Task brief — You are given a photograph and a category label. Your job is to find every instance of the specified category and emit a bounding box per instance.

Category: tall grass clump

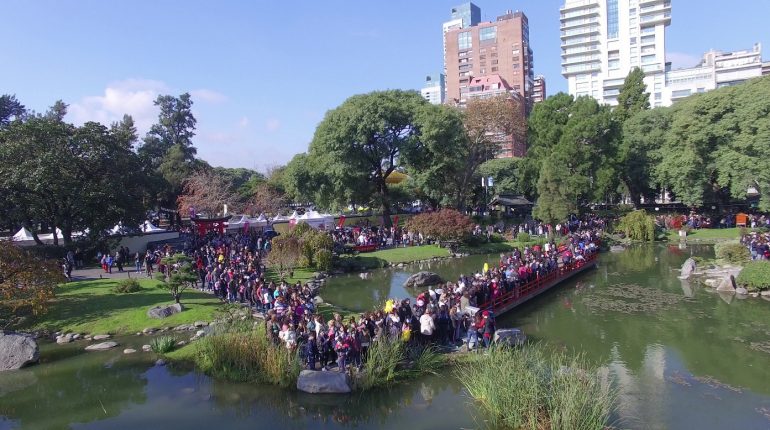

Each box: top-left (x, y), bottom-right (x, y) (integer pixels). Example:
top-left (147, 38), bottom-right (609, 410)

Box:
top-left (194, 324), bottom-right (301, 387)
top-left (112, 278), bottom-right (142, 294)
top-left (457, 344), bottom-right (615, 430)
top-left (356, 339), bottom-right (444, 391)
top-left (150, 336), bottom-right (176, 354)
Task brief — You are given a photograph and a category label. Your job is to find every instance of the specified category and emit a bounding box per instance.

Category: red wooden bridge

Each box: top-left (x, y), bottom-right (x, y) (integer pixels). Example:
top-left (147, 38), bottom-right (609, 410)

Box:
top-left (481, 252), bottom-right (599, 316)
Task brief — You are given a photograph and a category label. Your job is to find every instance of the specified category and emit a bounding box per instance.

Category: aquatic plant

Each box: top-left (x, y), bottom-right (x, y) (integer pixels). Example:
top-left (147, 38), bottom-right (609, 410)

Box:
top-left (457, 344), bottom-right (615, 430)
top-left (150, 336), bottom-right (176, 354)
top-left (194, 324), bottom-right (301, 388)
top-left (356, 339), bottom-right (444, 391)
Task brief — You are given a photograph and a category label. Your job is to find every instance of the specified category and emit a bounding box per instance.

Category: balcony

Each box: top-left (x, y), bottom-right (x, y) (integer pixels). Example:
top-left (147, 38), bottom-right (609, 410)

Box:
top-left (560, 7), bottom-right (599, 20)
top-left (560, 17), bottom-right (599, 30)
top-left (562, 61), bottom-right (601, 76)
top-left (640, 11), bottom-right (671, 27)
top-left (560, 0), bottom-right (599, 12)
top-left (560, 25), bottom-right (600, 39)
top-left (562, 54), bottom-right (601, 66)
top-left (561, 44), bottom-right (600, 58)
top-left (640, 1), bottom-right (671, 15)
top-left (561, 35), bottom-right (601, 47)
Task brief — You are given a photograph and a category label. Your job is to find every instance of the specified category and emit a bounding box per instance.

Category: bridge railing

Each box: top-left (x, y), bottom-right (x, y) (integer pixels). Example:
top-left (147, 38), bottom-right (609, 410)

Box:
top-left (480, 252), bottom-right (598, 313)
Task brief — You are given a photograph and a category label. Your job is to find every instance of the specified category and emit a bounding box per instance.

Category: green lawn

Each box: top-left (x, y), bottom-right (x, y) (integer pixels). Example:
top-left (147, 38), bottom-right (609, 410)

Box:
top-left (666, 227), bottom-right (743, 243)
top-left (26, 278), bottom-right (223, 335)
top-left (366, 245), bottom-right (450, 263)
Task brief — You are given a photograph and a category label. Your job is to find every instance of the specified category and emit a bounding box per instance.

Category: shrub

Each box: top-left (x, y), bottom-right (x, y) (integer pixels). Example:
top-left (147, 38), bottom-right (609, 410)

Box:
top-left (405, 209), bottom-right (474, 242)
top-left (457, 344), bottom-right (615, 430)
top-left (150, 336), bottom-right (176, 354)
top-left (736, 261), bottom-right (770, 292)
top-left (714, 242), bottom-right (751, 264)
top-left (112, 278), bottom-right (141, 294)
top-left (314, 249), bottom-right (333, 272)
top-left (616, 210), bottom-right (656, 241)
top-left (516, 232), bottom-right (531, 242)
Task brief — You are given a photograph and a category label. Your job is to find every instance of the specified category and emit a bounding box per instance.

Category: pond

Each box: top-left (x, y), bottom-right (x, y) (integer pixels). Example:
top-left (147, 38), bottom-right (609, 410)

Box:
top-left (1, 244), bottom-right (769, 429)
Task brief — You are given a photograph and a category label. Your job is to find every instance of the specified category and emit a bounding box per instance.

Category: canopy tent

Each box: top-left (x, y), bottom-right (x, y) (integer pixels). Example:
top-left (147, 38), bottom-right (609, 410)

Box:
top-left (12, 227), bottom-right (35, 241)
top-left (38, 228), bottom-right (64, 241)
top-left (141, 220), bottom-right (166, 233)
top-left (191, 216), bottom-right (231, 236)
top-left (297, 210), bottom-right (336, 230)
top-left (271, 214), bottom-right (289, 222)
top-left (226, 215), bottom-right (268, 230)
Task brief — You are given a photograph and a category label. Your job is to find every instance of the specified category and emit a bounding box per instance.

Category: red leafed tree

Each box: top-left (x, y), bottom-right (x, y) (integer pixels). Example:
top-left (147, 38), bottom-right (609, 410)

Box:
top-left (405, 209), bottom-right (474, 241)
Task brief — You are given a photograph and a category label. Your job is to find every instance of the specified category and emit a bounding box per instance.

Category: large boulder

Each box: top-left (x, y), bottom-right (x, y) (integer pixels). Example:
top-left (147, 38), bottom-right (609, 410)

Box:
top-left (493, 328), bottom-right (527, 347)
top-left (296, 370), bottom-right (351, 394)
top-left (679, 258), bottom-right (697, 279)
top-left (147, 303), bottom-right (184, 319)
top-left (0, 332), bottom-right (39, 371)
top-left (404, 272), bottom-right (444, 289)
top-left (85, 341), bottom-right (118, 351)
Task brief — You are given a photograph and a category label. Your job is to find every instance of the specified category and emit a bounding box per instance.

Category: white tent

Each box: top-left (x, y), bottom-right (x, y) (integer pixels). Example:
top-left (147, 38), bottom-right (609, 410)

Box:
top-left (256, 214), bottom-right (268, 223)
top-left (141, 220), bottom-right (165, 233)
top-left (271, 214), bottom-right (289, 222)
top-left (38, 228), bottom-right (63, 241)
top-left (12, 227), bottom-right (35, 241)
top-left (299, 211), bottom-right (336, 230)
top-left (289, 211), bottom-right (300, 220)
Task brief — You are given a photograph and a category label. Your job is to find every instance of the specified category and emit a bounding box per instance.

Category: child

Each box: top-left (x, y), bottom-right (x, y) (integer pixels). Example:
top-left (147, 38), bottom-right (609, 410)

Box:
top-left (304, 333), bottom-right (319, 370)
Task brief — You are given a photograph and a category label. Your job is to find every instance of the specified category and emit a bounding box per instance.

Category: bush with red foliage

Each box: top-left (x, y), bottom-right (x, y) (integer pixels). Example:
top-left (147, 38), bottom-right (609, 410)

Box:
top-left (405, 209), bottom-right (474, 241)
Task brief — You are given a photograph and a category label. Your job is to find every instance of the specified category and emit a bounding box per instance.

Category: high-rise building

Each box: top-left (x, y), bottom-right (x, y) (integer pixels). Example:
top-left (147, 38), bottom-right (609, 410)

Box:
top-left (532, 75), bottom-right (546, 103)
top-left (464, 75), bottom-right (527, 158)
top-left (450, 2), bottom-right (481, 29)
top-left (421, 74), bottom-right (446, 105)
top-left (663, 43), bottom-right (764, 105)
top-left (445, 10), bottom-right (534, 107)
top-left (763, 60), bottom-right (770, 76)
top-left (560, 0), bottom-right (671, 106)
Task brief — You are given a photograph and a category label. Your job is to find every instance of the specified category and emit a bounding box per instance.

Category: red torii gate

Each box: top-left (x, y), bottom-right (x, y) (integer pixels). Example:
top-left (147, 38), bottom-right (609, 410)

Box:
top-left (191, 216), bottom-right (231, 236)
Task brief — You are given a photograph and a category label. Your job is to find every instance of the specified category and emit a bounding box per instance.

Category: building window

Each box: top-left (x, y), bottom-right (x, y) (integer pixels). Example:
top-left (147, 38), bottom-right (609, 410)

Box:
top-left (672, 89), bottom-right (691, 98)
top-left (654, 82), bottom-right (662, 91)
top-left (608, 59), bottom-right (620, 70)
top-left (480, 69), bottom-right (486, 74)
top-left (641, 35), bottom-right (655, 45)
top-left (491, 67), bottom-right (498, 72)
top-left (641, 54), bottom-right (656, 64)
top-left (629, 8), bottom-right (636, 15)
top-left (479, 26), bottom-right (497, 41)
top-left (655, 92), bottom-right (662, 100)
top-left (458, 31), bottom-right (472, 50)
top-left (630, 37), bottom-right (637, 45)
top-left (491, 59), bottom-right (498, 65)
top-left (607, 0), bottom-right (619, 38)
top-left (629, 17), bottom-right (637, 26)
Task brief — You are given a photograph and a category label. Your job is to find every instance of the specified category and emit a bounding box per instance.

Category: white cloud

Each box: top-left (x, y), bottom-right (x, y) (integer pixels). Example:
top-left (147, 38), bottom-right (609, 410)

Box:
top-left (238, 116), bottom-right (250, 128)
top-left (666, 52), bottom-right (701, 69)
top-left (68, 78), bottom-right (168, 136)
top-left (265, 118), bottom-right (281, 132)
top-left (190, 88), bottom-right (228, 104)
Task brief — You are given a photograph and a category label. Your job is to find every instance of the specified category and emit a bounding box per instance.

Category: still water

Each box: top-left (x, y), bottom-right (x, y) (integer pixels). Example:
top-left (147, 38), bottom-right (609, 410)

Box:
top-left (1, 245), bottom-right (769, 429)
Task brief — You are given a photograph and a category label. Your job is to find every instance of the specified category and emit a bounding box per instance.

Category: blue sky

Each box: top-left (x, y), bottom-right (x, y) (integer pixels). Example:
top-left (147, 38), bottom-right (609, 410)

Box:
top-left (3, 0), bottom-right (768, 170)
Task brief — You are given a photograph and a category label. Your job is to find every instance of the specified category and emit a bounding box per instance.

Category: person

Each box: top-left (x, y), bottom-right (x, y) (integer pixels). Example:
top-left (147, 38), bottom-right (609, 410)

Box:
top-left (304, 332), bottom-right (319, 370)
top-left (482, 311), bottom-right (495, 348)
top-left (134, 252), bottom-right (142, 273)
top-left (105, 253), bottom-right (114, 274)
top-left (419, 308), bottom-right (435, 344)
top-left (62, 258), bottom-right (73, 282)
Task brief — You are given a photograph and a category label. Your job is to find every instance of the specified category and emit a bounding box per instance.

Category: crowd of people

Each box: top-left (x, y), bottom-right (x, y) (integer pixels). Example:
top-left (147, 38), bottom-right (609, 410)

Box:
top-left (741, 231), bottom-right (770, 260)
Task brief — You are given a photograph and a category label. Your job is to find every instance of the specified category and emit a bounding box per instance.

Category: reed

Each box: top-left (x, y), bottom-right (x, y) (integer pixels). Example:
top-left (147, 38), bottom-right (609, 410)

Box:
top-left (150, 336), bottom-right (176, 354)
top-left (457, 344), bottom-right (615, 430)
top-left (356, 339), bottom-right (445, 391)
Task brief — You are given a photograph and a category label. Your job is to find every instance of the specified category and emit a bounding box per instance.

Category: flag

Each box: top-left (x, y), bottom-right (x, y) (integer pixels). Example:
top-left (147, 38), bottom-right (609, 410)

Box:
top-left (393, 215), bottom-right (399, 226)
top-left (338, 215), bottom-right (346, 228)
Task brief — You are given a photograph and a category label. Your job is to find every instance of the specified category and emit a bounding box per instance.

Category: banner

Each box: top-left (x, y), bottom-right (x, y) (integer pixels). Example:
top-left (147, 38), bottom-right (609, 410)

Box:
top-left (338, 215), bottom-right (346, 228)
top-left (393, 215), bottom-right (399, 227)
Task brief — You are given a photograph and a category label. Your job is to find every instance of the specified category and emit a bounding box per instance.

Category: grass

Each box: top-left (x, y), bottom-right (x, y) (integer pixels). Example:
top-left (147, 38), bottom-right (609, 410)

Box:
top-left (263, 267), bottom-right (316, 284)
top-left (457, 237), bottom-right (550, 255)
top-left (666, 227), bottom-right (742, 243)
top-left (150, 336), bottom-right (176, 354)
top-left (24, 278), bottom-right (222, 335)
top-left (458, 344), bottom-right (616, 430)
top-left (193, 323), bottom-right (301, 387)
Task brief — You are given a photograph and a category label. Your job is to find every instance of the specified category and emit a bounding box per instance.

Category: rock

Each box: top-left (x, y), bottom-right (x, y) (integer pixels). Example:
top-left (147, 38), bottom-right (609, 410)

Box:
top-left (142, 327), bottom-right (157, 334)
top-left (72, 334), bottom-right (81, 340)
top-left (493, 328), bottom-right (527, 347)
top-left (123, 348), bottom-right (137, 354)
top-left (142, 344), bottom-right (152, 352)
top-left (404, 271), bottom-right (444, 289)
top-left (56, 334), bottom-right (74, 344)
top-left (147, 303), bottom-right (184, 319)
top-left (92, 334), bottom-right (111, 341)
top-left (296, 370), bottom-right (351, 394)
top-left (174, 324), bottom-right (192, 331)
top-left (193, 321), bottom-right (208, 328)
top-left (84, 335), bottom-right (92, 341)
top-left (155, 359), bottom-right (166, 366)
top-left (85, 341), bottom-right (118, 351)
top-left (313, 296), bottom-right (324, 304)
top-left (735, 287), bottom-right (748, 295)
top-left (750, 293), bottom-right (759, 298)
top-left (176, 340), bottom-right (186, 346)
top-left (761, 290), bottom-right (770, 297)
top-left (195, 330), bottom-right (206, 338)
top-left (0, 331), bottom-right (39, 371)
top-left (704, 278), bottom-right (719, 288)
top-left (679, 258), bottom-right (697, 279)
top-left (609, 245), bottom-right (625, 252)
top-left (716, 275), bottom-right (737, 292)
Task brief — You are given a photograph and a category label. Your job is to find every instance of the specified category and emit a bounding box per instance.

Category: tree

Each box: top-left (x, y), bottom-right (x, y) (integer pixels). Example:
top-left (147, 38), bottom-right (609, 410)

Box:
top-left (614, 67), bottom-right (650, 123)
top-left (266, 236), bottom-right (302, 281)
top-left (248, 183), bottom-right (286, 216)
top-left (532, 157), bottom-right (579, 224)
top-left (177, 170), bottom-right (238, 216)
top-left (0, 94), bottom-right (26, 128)
top-left (620, 108), bottom-right (670, 205)
top-left (0, 241), bottom-right (62, 329)
top-left (305, 90), bottom-right (429, 228)
top-left (138, 93), bottom-right (198, 205)
top-left (478, 158), bottom-right (524, 196)
top-left (404, 209), bottom-right (474, 241)
top-left (155, 253), bottom-right (198, 304)
top-left (0, 103), bottom-right (146, 245)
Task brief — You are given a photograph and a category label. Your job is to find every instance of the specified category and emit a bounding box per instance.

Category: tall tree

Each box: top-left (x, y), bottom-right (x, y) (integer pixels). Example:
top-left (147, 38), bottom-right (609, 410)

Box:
top-left (620, 108), bottom-right (670, 205)
top-left (614, 67), bottom-right (650, 123)
top-left (176, 170), bottom-right (237, 216)
top-left (0, 94), bottom-right (26, 128)
top-left (305, 90), bottom-right (430, 228)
